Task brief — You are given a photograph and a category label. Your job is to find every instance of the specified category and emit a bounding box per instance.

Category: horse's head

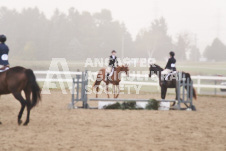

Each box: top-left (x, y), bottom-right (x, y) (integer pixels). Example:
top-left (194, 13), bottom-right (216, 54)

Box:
top-left (119, 64), bottom-right (129, 77)
top-left (149, 64), bottom-right (163, 78)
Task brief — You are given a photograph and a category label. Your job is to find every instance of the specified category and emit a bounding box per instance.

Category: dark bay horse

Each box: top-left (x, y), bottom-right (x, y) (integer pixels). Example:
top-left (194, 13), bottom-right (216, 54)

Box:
top-left (93, 65), bottom-right (129, 98)
top-left (149, 64), bottom-right (196, 102)
top-left (0, 66), bottom-right (41, 125)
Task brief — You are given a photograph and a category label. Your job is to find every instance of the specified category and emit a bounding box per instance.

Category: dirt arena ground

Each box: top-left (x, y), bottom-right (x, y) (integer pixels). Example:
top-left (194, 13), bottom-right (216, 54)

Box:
top-left (0, 90), bottom-right (226, 151)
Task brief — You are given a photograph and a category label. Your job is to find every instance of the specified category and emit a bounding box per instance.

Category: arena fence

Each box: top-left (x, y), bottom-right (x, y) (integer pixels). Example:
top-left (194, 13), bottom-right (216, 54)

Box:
top-left (34, 71), bottom-right (226, 95)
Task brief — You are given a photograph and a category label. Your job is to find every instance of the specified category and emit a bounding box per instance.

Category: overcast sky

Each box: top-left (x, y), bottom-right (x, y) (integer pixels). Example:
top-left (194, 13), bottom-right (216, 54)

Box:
top-left (1, 0), bottom-right (225, 53)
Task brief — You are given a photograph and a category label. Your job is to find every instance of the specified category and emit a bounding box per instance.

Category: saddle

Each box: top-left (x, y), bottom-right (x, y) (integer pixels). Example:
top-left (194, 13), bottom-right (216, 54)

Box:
top-left (164, 71), bottom-right (177, 81)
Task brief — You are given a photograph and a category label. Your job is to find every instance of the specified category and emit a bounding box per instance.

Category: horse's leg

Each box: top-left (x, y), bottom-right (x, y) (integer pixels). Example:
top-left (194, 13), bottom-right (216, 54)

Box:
top-left (172, 88), bottom-right (177, 106)
top-left (183, 86), bottom-right (190, 108)
top-left (94, 80), bottom-right (101, 98)
top-left (161, 86), bottom-right (164, 99)
top-left (113, 85), bottom-right (116, 98)
top-left (13, 92), bottom-right (26, 125)
top-left (23, 90), bottom-right (31, 126)
top-left (161, 86), bottom-right (167, 99)
top-left (96, 86), bottom-right (99, 98)
top-left (106, 83), bottom-right (110, 98)
top-left (164, 88), bottom-right (167, 99)
top-left (115, 84), bottom-right (120, 98)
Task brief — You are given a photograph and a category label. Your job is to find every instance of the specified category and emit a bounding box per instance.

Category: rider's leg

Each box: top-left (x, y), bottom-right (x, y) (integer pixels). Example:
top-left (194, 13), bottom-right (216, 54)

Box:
top-left (106, 67), bottom-right (111, 80)
top-left (107, 67), bottom-right (114, 81)
top-left (161, 69), bottom-right (172, 85)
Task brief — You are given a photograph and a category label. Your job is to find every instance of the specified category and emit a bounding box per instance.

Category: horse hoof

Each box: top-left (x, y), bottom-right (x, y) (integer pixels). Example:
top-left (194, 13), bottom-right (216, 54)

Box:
top-left (23, 122), bottom-right (29, 126)
top-left (18, 120), bottom-right (22, 125)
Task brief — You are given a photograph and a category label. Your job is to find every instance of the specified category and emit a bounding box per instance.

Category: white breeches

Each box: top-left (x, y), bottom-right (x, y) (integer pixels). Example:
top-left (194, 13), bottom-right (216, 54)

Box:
top-left (161, 69), bottom-right (177, 80)
top-left (0, 65), bottom-right (9, 72)
top-left (106, 67), bottom-right (114, 77)
top-left (161, 69), bottom-right (172, 75)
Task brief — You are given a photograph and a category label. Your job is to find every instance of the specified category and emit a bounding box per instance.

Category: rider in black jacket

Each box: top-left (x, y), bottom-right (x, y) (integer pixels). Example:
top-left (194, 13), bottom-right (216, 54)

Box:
top-left (106, 50), bottom-right (118, 80)
top-left (165, 51), bottom-right (176, 71)
top-left (0, 35), bottom-right (10, 71)
top-left (109, 50), bottom-right (118, 67)
top-left (161, 51), bottom-right (176, 82)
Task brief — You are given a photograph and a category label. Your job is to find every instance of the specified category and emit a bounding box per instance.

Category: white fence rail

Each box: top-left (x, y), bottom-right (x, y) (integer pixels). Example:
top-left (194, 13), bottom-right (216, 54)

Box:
top-left (34, 71), bottom-right (226, 95)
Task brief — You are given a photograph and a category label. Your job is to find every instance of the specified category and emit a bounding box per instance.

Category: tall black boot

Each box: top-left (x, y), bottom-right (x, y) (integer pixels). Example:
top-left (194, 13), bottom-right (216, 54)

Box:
top-left (106, 73), bottom-right (110, 81)
top-left (163, 80), bottom-right (167, 86)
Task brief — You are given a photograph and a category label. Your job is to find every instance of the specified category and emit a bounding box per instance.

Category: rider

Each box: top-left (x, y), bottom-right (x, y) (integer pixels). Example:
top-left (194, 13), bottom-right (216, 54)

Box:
top-left (0, 35), bottom-right (10, 71)
top-left (161, 51), bottom-right (176, 80)
top-left (106, 50), bottom-right (118, 80)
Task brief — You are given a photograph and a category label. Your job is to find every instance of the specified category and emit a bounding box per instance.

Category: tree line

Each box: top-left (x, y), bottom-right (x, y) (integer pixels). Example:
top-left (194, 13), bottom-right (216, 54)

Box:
top-left (0, 7), bottom-right (225, 61)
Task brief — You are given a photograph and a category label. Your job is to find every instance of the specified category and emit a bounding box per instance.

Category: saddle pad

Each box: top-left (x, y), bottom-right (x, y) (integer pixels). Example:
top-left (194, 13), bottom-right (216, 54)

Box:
top-left (0, 67), bottom-right (9, 72)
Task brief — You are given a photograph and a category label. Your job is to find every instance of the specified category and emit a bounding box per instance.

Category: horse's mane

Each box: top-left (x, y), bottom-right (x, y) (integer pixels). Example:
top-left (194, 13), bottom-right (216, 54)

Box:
top-left (151, 64), bottom-right (163, 70)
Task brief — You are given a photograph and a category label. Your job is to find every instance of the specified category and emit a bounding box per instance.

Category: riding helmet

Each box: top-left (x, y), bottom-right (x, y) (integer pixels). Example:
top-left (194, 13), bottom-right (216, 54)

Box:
top-left (0, 35), bottom-right (7, 43)
top-left (169, 51), bottom-right (175, 57)
top-left (112, 50), bottom-right (116, 53)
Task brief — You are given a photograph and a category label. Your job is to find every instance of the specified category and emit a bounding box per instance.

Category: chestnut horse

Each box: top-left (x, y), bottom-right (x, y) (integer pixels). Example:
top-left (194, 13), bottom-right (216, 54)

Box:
top-left (149, 64), bottom-right (196, 104)
top-left (0, 66), bottom-right (41, 125)
top-left (93, 65), bottom-right (129, 98)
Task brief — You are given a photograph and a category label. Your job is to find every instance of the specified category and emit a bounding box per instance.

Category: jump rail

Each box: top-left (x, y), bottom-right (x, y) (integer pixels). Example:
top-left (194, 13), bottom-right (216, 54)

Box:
top-left (70, 70), bottom-right (196, 111)
top-left (89, 98), bottom-right (176, 102)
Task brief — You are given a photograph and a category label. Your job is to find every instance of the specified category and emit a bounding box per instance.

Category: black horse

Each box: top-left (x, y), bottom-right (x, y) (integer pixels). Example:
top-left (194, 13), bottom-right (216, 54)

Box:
top-left (149, 64), bottom-right (196, 102)
top-left (0, 66), bottom-right (41, 125)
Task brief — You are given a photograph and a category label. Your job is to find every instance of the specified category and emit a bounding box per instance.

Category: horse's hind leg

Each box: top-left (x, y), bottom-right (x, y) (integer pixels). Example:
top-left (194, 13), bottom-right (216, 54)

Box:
top-left (23, 90), bottom-right (32, 126)
top-left (106, 84), bottom-right (110, 98)
top-left (13, 92), bottom-right (26, 125)
top-left (94, 80), bottom-right (101, 98)
top-left (172, 88), bottom-right (177, 106)
top-left (113, 85), bottom-right (116, 98)
top-left (115, 84), bottom-right (120, 98)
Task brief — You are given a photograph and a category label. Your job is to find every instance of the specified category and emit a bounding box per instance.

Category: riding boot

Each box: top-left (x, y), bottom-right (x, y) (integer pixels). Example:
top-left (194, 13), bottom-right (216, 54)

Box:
top-left (163, 80), bottom-right (167, 86)
top-left (106, 73), bottom-right (110, 81)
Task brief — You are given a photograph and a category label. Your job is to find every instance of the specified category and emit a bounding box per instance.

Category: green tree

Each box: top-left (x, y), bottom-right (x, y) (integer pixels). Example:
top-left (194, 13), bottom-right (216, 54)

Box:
top-left (175, 33), bottom-right (191, 61)
top-left (134, 17), bottom-right (173, 60)
top-left (204, 38), bottom-right (226, 61)
top-left (93, 9), bottom-right (133, 58)
top-left (189, 45), bottom-right (200, 61)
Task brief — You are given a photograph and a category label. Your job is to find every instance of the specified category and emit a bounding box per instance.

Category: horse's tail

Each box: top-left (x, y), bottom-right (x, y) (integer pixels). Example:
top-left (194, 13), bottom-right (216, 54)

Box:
top-left (193, 87), bottom-right (197, 100)
top-left (92, 80), bottom-right (98, 89)
top-left (25, 69), bottom-right (41, 109)
top-left (186, 73), bottom-right (197, 100)
top-left (93, 68), bottom-right (105, 89)
top-left (92, 69), bottom-right (105, 98)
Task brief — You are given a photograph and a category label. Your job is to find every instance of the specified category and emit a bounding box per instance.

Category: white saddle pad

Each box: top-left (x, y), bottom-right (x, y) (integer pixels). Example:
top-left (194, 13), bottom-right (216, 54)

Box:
top-left (0, 67), bottom-right (9, 72)
top-left (165, 71), bottom-right (177, 80)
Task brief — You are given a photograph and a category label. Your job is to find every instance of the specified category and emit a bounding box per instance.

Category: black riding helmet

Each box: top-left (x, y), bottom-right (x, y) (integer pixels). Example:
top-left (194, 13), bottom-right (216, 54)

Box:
top-left (169, 51), bottom-right (175, 57)
top-left (0, 35), bottom-right (7, 43)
